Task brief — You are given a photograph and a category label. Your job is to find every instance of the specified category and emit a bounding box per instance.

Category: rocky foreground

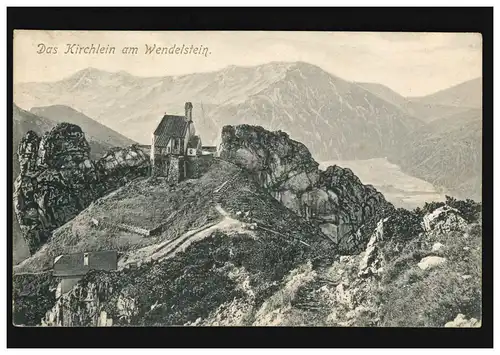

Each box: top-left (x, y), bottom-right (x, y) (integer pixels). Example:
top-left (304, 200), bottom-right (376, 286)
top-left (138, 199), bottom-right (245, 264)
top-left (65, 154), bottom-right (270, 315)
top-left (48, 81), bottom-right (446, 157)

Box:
top-left (12, 123), bottom-right (481, 327)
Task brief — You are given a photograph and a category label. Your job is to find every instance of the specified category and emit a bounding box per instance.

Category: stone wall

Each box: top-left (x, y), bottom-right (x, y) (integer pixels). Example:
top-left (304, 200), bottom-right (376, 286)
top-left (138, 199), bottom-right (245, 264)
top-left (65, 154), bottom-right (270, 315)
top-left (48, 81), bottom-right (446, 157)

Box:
top-left (166, 156), bottom-right (180, 185)
top-left (151, 154), bottom-right (169, 177)
top-left (98, 219), bottom-right (152, 237)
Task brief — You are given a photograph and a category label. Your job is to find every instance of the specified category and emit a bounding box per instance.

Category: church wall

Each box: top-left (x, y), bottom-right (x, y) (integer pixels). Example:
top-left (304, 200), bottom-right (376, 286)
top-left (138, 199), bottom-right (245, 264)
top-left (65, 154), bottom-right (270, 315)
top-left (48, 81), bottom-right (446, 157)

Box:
top-left (166, 156), bottom-right (180, 184)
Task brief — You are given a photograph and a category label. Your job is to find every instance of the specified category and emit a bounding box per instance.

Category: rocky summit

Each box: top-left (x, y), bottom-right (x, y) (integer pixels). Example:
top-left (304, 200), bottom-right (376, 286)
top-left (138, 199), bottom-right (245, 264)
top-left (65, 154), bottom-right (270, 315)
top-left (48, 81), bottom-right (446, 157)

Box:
top-left (219, 124), bottom-right (392, 253)
top-left (36, 123), bottom-right (91, 169)
top-left (13, 123), bottom-right (149, 254)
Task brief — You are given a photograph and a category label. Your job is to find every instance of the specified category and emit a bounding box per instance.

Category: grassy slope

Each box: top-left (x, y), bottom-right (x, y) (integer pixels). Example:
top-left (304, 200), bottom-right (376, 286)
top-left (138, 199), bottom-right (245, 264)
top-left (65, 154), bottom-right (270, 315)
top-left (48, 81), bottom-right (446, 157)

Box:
top-left (208, 207), bottom-right (482, 327)
top-left (13, 158), bottom-right (481, 327)
top-left (15, 214), bottom-right (481, 327)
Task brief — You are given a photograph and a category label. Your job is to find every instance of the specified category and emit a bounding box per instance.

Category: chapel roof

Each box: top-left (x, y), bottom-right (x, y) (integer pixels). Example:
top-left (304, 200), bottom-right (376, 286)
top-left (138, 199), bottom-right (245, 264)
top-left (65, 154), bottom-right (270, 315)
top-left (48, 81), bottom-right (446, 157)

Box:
top-left (153, 114), bottom-right (189, 146)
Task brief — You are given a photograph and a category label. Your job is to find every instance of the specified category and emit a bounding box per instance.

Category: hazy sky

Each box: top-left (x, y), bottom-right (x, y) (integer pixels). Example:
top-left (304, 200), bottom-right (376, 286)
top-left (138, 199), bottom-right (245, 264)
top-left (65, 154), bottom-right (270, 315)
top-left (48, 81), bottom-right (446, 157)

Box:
top-left (14, 30), bottom-right (482, 96)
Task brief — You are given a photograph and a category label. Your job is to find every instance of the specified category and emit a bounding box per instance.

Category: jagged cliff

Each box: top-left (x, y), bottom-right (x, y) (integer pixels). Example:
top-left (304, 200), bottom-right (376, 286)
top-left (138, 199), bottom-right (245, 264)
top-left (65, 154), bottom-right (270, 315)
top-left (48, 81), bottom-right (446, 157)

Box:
top-left (13, 123), bottom-right (149, 254)
top-left (219, 124), bottom-right (392, 252)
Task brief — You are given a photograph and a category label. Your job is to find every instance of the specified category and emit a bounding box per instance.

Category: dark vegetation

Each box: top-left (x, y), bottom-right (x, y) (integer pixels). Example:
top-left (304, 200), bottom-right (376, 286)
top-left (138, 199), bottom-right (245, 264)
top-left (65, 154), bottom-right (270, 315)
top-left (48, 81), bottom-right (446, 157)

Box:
top-left (413, 195), bottom-right (482, 223)
top-left (384, 207), bottom-right (424, 242)
top-left (13, 273), bottom-right (58, 326)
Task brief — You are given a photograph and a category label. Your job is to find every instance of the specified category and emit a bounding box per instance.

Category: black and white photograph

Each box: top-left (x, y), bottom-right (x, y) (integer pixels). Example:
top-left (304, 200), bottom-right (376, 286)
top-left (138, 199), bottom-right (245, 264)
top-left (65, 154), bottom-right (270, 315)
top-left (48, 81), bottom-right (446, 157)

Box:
top-left (6, 6), bottom-right (494, 349)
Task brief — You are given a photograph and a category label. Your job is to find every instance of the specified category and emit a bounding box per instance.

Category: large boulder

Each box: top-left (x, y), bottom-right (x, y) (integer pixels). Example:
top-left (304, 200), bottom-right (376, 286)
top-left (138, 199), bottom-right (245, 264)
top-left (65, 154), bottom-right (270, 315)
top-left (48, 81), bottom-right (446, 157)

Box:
top-left (219, 124), bottom-right (392, 253)
top-left (431, 242), bottom-right (445, 252)
top-left (444, 313), bottom-right (481, 328)
top-left (13, 124), bottom-right (149, 254)
top-left (422, 205), bottom-right (468, 235)
top-left (417, 256), bottom-right (447, 271)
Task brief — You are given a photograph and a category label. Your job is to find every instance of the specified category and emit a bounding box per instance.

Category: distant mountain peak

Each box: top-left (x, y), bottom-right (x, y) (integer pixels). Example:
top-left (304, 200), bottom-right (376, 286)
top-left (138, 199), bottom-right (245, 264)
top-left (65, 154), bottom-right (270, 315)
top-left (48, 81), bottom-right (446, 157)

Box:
top-left (36, 104), bottom-right (79, 112)
top-left (116, 69), bottom-right (132, 76)
top-left (291, 61), bottom-right (323, 70)
top-left (218, 61), bottom-right (323, 76)
top-left (70, 66), bottom-right (105, 77)
top-left (66, 67), bottom-right (133, 83)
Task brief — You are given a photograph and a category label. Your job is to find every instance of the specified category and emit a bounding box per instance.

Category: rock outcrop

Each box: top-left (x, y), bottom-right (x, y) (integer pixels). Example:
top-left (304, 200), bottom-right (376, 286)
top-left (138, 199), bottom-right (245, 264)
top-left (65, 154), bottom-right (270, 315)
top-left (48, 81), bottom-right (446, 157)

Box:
top-left (417, 256), bottom-right (447, 271)
top-left (422, 205), bottom-right (468, 235)
top-left (219, 125), bottom-right (319, 200)
top-left (36, 123), bottom-right (91, 169)
top-left (42, 278), bottom-right (139, 327)
top-left (17, 130), bottom-right (41, 176)
top-left (13, 124), bottom-right (149, 254)
top-left (431, 242), bottom-right (445, 252)
top-left (316, 251), bottom-right (381, 327)
top-left (219, 124), bottom-right (392, 252)
top-left (318, 166), bottom-right (389, 251)
top-left (358, 218), bottom-right (388, 277)
top-left (95, 145), bottom-right (150, 192)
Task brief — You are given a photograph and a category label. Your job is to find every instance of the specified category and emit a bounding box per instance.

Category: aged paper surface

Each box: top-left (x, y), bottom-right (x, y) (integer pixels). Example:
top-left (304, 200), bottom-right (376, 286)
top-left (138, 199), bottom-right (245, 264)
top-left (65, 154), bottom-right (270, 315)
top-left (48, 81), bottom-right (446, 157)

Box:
top-left (12, 30), bottom-right (482, 327)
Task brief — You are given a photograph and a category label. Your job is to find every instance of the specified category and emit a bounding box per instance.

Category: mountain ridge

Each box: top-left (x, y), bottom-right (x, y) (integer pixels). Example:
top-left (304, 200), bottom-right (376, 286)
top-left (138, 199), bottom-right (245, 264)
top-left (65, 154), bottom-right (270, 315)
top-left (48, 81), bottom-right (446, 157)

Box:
top-left (14, 61), bottom-right (421, 148)
top-left (17, 63), bottom-right (480, 99)
top-left (408, 77), bottom-right (482, 108)
top-left (358, 79), bottom-right (482, 123)
top-left (390, 107), bottom-right (482, 201)
top-left (30, 104), bottom-right (137, 147)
